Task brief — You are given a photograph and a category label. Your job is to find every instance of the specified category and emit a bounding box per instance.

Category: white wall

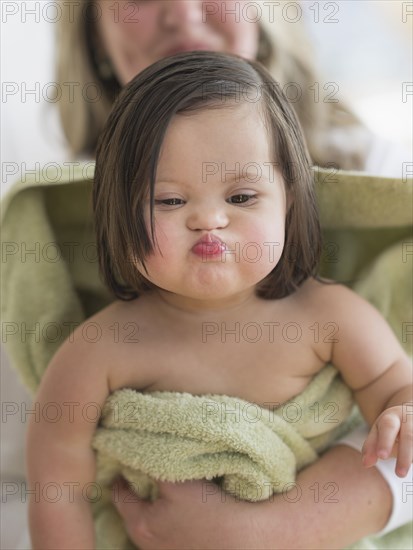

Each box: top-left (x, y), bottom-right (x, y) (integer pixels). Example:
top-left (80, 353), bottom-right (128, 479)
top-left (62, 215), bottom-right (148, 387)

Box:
top-left (302, 0), bottom-right (412, 148)
top-left (1, 0), bottom-right (69, 196)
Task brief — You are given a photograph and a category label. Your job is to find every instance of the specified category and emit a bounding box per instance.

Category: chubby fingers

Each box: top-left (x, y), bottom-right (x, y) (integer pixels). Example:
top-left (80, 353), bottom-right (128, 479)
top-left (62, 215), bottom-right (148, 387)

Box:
top-left (362, 423), bottom-right (379, 468)
top-left (395, 405), bottom-right (413, 477)
top-left (376, 411), bottom-right (401, 460)
top-left (362, 412), bottom-right (401, 468)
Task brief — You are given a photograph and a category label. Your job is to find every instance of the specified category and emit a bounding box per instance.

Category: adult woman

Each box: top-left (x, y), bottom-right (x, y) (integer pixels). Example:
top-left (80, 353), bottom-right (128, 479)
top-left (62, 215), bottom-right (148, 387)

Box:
top-left (58, 0), bottom-right (374, 172)
top-left (3, 1), bottom-right (409, 548)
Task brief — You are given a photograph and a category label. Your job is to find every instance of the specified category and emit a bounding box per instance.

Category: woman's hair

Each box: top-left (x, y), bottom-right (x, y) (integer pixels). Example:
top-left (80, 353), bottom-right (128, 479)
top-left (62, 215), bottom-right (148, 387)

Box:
top-left (56, 0), bottom-right (372, 169)
top-left (93, 51), bottom-right (322, 301)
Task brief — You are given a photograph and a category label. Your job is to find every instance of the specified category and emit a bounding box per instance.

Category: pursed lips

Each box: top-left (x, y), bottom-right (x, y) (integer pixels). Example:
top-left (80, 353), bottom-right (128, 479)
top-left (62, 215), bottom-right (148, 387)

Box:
top-left (191, 233), bottom-right (227, 257)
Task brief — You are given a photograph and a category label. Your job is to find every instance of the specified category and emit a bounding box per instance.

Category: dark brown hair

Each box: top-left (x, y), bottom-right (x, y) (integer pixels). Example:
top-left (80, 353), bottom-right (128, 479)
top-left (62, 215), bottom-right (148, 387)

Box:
top-left (93, 51), bottom-right (322, 301)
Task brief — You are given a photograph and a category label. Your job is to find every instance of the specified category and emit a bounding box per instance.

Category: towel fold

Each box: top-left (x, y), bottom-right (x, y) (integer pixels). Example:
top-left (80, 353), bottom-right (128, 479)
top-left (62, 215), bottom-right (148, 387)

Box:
top-left (90, 365), bottom-right (411, 550)
top-left (91, 365), bottom-right (358, 549)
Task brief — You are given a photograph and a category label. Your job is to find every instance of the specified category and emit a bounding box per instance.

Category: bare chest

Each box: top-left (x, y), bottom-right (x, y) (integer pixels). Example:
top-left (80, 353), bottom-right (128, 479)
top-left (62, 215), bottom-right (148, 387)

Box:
top-left (108, 321), bottom-right (326, 408)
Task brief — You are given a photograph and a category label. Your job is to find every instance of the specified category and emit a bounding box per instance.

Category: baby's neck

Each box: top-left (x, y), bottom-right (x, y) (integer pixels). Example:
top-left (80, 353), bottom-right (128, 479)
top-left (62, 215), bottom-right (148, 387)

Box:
top-left (152, 288), bottom-right (262, 320)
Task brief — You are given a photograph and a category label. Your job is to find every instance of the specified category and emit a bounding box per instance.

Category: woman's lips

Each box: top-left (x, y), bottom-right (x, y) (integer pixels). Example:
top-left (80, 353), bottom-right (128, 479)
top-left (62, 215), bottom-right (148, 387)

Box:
top-left (191, 235), bottom-right (227, 258)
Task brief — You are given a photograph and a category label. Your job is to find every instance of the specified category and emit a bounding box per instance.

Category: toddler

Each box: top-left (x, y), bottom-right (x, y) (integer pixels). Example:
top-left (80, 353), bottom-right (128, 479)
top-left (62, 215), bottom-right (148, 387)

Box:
top-left (27, 51), bottom-right (412, 549)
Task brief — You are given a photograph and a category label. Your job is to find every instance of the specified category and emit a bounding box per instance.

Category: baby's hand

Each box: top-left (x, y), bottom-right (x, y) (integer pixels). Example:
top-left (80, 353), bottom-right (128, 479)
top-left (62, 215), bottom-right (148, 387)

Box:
top-left (362, 405), bottom-right (412, 477)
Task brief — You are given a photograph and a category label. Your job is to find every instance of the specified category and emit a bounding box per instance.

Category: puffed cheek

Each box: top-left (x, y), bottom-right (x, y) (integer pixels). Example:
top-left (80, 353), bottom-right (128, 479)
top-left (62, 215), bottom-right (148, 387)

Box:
top-left (243, 227), bottom-right (285, 265)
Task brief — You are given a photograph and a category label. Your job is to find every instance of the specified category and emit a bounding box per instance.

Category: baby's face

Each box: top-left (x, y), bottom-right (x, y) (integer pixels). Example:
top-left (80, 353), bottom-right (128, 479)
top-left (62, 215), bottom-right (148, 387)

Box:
top-left (96, 0), bottom-right (259, 86)
top-left (137, 102), bottom-right (287, 306)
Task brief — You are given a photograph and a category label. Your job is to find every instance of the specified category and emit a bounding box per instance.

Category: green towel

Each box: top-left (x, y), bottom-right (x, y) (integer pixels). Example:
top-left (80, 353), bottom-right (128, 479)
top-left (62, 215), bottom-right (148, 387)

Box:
top-left (90, 370), bottom-right (410, 550)
top-left (1, 165), bottom-right (412, 549)
top-left (92, 365), bottom-right (358, 549)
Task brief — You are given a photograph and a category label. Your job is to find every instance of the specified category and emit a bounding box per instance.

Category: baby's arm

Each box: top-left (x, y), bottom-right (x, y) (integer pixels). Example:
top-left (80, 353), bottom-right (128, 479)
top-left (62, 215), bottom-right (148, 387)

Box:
top-left (26, 329), bottom-right (110, 550)
top-left (329, 285), bottom-right (412, 477)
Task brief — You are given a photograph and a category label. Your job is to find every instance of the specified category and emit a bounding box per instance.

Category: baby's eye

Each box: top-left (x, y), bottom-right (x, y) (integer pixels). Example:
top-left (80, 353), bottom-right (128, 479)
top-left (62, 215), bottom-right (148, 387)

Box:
top-left (155, 198), bottom-right (185, 206)
top-left (227, 194), bottom-right (257, 205)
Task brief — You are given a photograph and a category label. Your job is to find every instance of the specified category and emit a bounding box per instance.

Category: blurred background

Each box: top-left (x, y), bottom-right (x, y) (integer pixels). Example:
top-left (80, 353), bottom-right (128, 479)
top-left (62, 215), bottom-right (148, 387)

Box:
top-left (1, 0), bottom-right (412, 195)
top-left (302, 1), bottom-right (412, 150)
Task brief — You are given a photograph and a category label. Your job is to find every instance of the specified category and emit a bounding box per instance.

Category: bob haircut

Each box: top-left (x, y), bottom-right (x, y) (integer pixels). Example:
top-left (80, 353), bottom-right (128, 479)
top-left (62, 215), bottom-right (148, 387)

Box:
top-left (93, 51), bottom-right (322, 301)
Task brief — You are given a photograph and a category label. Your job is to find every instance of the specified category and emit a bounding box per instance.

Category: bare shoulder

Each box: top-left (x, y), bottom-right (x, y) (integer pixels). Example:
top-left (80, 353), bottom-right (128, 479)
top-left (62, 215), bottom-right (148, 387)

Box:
top-left (294, 278), bottom-right (406, 386)
top-left (294, 277), bottom-right (378, 319)
top-left (44, 299), bottom-right (142, 382)
top-left (27, 301), bottom-right (140, 451)
top-left (297, 278), bottom-right (403, 358)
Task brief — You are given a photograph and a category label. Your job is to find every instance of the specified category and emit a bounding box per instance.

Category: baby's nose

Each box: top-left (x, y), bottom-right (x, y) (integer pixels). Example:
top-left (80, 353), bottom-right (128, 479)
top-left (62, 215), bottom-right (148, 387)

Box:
top-left (186, 202), bottom-right (229, 231)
